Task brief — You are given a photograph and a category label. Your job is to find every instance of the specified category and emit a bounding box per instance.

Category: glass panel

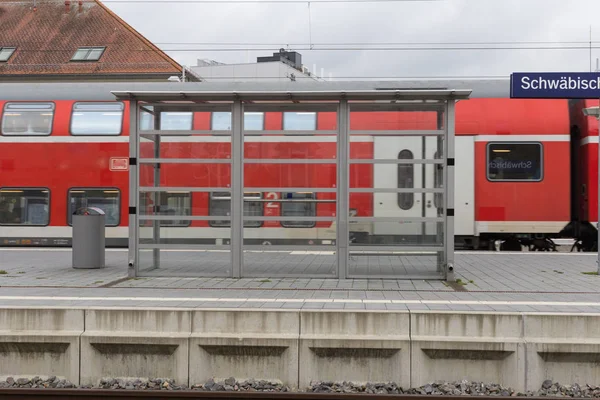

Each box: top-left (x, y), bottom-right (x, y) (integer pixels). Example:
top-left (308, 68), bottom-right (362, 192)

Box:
top-left (87, 48), bottom-right (104, 60)
top-left (160, 112), bottom-right (193, 131)
top-left (433, 151), bottom-right (443, 209)
top-left (211, 112), bottom-right (264, 130)
top-left (283, 112), bottom-right (317, 130)
top-left (71, 102), bottom-right (124, 135)
top-left (487, 142), bottom-right (543, 181)
top-left (0, 189), bottom-right (50, 226)
top-left (137, 248), bottom-right (232, 277)
top-left (71, 48), bottom-right (88, 61)
top-left (208, 192), bottom-right (262, 227)
top-left (349, 216), bottom-right (443, 246)
top-left (1, 103), bottom-right (54, 135)
top-left (245, 141), bottom-right (336, 160)
top-left (397, 149), bottom-right (414, 210)
top-left (244, 163), bottom-right (336, 188)
top-left (138, 190), bottom-right (231, 245)
top-left (68, 189), bottom-right (120, 226)
top-left (139, 191), bottom-right (191, 227)
top-left (0, 47), bottom-right (16, 62)
top-left (280, 192), bottom-right (317, 227)
top-left (139, 108), bottom-right (193, 131)
top-left (139, 163), bottom-right (231, 189)
top-left (242, 216), bottom-right (336, 277)
top-left (348, 219), bottom-right (444, 278)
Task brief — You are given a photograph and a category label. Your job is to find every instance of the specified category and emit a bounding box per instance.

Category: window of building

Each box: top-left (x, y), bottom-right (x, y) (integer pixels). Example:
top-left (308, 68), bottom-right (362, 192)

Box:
top-left (487, 142), bottom-right (543, 181)
top-left (397, 149), bottom-right (414, 210)
top-left (283, 112), bottom-right (317, 130)
top-left (0, 47), bottom-right (16, 62)
top-left (0, 188), bottom-right (50, 226)
top-left (68, 189), bottom-right (120, 226)
top-left (1, 102), bottom-right (54, 136)
top-left (70, 102), bottom-right (124, 135)
top-left (281, 192), bottom-right (316, 228)
top-left (209, 192), bottom-right (263, 227)
top-left (71, 47), bottom-right (105, 61)
top-left (211, 112), bottom-right (264, 131)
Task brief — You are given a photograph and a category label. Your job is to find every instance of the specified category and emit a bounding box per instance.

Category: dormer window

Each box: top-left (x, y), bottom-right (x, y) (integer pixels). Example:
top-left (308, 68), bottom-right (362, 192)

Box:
top-left (71, 46), bottom-right (105, 61)
top-left (0, 47), bottom-right (16, 62)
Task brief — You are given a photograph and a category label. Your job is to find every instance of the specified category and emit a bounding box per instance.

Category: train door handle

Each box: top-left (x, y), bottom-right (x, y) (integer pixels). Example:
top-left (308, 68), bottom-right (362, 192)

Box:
top-left (427, 200), bottom-right (432, 208)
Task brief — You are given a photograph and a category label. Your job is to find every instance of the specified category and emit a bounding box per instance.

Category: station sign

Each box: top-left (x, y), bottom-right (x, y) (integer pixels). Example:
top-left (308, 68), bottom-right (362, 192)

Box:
top-left (510, 72), bottom-right (600, 99)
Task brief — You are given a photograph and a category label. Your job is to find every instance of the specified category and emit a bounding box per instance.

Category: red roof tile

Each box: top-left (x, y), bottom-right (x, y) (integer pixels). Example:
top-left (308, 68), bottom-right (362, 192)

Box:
top-left (0, 0), bottom-right (186, 78)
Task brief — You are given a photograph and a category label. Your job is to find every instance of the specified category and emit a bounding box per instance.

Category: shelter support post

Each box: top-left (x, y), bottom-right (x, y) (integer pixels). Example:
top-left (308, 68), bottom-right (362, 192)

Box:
top-left (337, 99), bottom-right (349, 278)
top-left (444, 99), bottom-right (456, 281)
top-left (231, 100), bottom-right (243, 278)
top-left (128, 99), bottom-right (139, 278)
top-left (153, 110), bottom-right (161, 270)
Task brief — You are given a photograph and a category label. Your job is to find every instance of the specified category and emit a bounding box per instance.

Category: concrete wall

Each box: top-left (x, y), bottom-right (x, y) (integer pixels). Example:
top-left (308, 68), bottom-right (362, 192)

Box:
top-left (0, 307), bottom-right (599, 391)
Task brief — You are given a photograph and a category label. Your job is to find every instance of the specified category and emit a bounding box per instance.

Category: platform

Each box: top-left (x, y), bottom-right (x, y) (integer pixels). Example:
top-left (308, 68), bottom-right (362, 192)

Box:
top-left (1, 249), bottom-right (600, 392)
top-left (1, 248), bottom-right (599, 312)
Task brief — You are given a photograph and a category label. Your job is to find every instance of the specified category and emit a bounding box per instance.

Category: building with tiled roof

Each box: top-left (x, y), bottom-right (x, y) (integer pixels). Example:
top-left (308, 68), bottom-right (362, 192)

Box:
top-left (0, 0), bottom-right (200, 81)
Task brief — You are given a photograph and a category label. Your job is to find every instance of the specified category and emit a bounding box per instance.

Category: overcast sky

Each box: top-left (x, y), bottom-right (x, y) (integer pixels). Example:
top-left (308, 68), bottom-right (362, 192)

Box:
top-left (104, 0), bottom-right (600, 79)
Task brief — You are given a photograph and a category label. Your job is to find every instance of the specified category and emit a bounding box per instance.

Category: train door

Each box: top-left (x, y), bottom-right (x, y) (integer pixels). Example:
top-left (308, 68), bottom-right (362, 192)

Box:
top-left (373, 136), bottom-right (430, 236)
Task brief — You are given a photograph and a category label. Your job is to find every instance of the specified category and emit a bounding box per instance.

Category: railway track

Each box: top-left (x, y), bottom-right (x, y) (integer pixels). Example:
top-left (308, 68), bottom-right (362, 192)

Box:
top-left (0, 390), bottom-right (580, 400)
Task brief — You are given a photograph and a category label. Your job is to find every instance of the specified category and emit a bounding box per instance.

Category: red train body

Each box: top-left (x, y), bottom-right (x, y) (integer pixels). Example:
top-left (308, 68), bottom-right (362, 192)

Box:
top-left (0, 81), bottom-right (598, 250)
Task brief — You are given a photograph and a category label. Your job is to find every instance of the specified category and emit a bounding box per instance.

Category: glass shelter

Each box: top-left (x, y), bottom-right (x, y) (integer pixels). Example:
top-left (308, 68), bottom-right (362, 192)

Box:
top-left (113, 83), bottom-right (471, 280)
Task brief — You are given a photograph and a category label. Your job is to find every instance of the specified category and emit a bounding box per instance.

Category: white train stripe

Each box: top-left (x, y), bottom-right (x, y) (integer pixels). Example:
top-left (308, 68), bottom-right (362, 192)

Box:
top-left (0, 134), bottom-right (576, 144)
top-left (0, 135), bottom-right (375, 143)
top-left (0, 136), bottom-right (129, 143)
top-left (580, 136), bottom-right (599, 146)
top-left (0, 296), bottom-right (597, 307)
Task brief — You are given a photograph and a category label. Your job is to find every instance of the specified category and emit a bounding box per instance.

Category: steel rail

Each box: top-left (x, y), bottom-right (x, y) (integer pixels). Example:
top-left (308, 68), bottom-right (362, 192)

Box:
top-left (0, 390), bottom-right (577, 400)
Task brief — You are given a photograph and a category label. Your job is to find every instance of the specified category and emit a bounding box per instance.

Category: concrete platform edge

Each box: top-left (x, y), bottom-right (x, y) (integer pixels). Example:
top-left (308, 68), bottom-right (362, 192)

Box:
top-left (0, 307), bottom-right (599, 392)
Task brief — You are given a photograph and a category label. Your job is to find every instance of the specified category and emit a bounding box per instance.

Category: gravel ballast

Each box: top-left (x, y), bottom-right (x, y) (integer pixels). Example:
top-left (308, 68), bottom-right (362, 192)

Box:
top-left (1, 377), bottom-right (600, 397)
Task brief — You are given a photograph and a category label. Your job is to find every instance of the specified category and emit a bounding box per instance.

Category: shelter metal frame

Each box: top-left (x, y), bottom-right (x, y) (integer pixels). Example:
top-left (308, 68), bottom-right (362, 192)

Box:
top-left (113, 87), bottom-right (471, 280)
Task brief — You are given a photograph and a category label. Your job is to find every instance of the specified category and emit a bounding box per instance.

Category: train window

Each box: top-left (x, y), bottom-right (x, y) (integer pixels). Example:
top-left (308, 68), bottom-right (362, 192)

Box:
top-left (397, 150), bottom-right (414, 210)
top-left (487, 142), bottom-right (543, 181)
top-left (160, 112), bottom-right (193, 130)
top-left (0, 47), bottom-right (16, 62)
top-left (0, 188), bottom-right (50, 226)
top-left (211, 112), bottom-right (264, 131)
top-left (283, 112), bottom-right (317, 130)
top-left (68, 189), bottom-right (120, 226)
top-left (70, 102), bottom-right (124, 135)
top-left (208, 192), bottom-right (263, 227)
top-left (138, 107), bottom-right (193, 131)
top-left (1, 103), bottom-right (54, 136)
top-left (281, 192), bottom-right (316, 228)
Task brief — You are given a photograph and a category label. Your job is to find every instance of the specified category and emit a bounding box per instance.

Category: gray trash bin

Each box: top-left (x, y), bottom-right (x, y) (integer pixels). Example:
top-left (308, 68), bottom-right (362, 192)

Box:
top-left (72, 207), bottom-right (106, 269)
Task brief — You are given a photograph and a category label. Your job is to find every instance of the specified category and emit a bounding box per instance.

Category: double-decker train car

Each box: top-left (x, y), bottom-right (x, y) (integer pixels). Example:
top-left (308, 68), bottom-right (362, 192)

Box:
top-left (0, 80), bottom-right (597, 250)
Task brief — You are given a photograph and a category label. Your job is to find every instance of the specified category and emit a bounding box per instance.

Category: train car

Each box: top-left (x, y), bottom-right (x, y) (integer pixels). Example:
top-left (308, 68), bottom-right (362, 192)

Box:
top-left (0, 81), bottom-right (595, 250)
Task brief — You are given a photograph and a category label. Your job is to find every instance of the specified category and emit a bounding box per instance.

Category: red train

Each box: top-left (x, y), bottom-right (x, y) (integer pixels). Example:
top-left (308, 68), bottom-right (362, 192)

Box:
top-left (0, 81), bottom-right (598, 251)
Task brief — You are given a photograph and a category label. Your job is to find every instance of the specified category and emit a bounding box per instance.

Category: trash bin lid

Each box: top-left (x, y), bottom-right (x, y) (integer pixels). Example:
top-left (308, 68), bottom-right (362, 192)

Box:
top-left (74, 207), bottom-right (105, 215)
